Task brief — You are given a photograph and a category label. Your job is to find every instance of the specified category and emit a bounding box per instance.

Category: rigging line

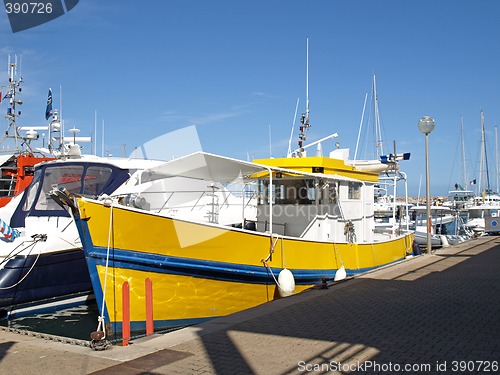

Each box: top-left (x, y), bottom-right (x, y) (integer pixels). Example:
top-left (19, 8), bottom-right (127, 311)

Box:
top-left (280, 237), bottom-right (286, 269)
top-left (96, 202), bottom-right (114, 337)
top-left (354, 93), bottom-right (368, 162)
top-left (0, 240), bottom-right (43, 290)
top-left (0, 235), bottom-right (44, 267)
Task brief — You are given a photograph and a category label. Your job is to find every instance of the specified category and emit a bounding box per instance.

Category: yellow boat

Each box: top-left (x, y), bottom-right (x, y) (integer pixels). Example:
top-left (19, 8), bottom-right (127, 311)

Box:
top-left (64, 149), bottom-right (414, 342)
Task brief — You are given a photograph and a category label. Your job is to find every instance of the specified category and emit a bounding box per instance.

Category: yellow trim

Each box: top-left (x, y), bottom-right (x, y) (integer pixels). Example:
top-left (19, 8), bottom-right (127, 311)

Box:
top-left (253, 156), bottom-right (380, 182)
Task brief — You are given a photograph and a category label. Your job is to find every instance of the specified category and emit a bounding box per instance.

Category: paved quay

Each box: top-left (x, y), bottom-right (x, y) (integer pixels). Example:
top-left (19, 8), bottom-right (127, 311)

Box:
top-left (0, 236), bottom-right (499, 375)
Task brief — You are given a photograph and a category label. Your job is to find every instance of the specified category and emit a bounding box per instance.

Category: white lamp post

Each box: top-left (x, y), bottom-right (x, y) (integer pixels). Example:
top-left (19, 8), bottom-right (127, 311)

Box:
top-left (418, 116), bottom-right (436, 254)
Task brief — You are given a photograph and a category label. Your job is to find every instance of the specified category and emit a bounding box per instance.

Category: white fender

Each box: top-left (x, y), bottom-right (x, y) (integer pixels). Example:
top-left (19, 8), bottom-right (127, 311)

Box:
top-left (334, 264), bottom-right (346, 281)
top-left (440, 235), bottom-right (449, 248)
top-left (277, 268), bottom-right (295, 297)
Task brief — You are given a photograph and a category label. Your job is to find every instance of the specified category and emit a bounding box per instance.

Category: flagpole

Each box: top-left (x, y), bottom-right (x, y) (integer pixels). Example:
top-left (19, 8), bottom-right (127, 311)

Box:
top-left (94, 110), bottom-right (97, 156)
top-left (101, 119), bottom-right (104, 157)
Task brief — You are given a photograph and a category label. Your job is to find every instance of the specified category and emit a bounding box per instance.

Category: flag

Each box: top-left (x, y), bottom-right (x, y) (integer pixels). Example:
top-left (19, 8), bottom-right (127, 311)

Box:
top-left (45, 88), bottom-right (52, 120)
top-left (470, 179), bottom-right (476, 185)
top-left (0, 218), bottom-right (19, 242)
top-left (3, 91), bottom-right (12, 100)
top-left (0, 92), bottom-right (2, 103)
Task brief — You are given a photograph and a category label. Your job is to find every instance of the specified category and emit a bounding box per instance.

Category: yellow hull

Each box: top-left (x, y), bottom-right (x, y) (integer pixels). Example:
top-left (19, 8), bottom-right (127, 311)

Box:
top-left (76, 198), bottom-right (413, 337)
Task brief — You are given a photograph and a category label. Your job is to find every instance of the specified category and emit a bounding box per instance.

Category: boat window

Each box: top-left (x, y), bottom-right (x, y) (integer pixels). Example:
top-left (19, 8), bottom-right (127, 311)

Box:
top-left (259, 178), bottom-right (315, 205)
top-left (23, 170), bottom-right (41, 211)
top-left (35, 166), bottom-right (85, 211)
top-left (318, 180), bottom-right (337, 204)
top-left (348, 182), bottom-right (362, 199)
top-left (468, 210), bottom-right (483, 219)
top-left (83, 166), bottom-right (113, 196)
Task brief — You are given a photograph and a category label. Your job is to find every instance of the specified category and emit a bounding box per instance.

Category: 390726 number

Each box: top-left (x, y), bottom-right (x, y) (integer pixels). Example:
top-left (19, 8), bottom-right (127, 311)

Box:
top-left (451, 360), bottom-right (499, 372)
top-left (5, 2), bottom-right (53, 14)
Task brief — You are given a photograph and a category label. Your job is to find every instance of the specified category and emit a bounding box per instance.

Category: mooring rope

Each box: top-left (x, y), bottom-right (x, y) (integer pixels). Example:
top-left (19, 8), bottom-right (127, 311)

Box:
top-left (95, 201), bottom-right (114, 339)
top-left (0, 235), bottom-right (46, 290)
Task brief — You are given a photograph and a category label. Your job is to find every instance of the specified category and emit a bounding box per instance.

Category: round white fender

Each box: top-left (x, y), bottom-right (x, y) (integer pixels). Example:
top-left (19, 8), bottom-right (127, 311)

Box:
top-left (278, 268), bottom-right (295, 297)
top-left (334, 264), bottom-right (347, 281)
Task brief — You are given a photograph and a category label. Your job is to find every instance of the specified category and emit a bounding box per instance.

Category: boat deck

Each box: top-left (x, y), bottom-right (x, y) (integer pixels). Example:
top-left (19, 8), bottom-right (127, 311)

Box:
top-left (0, 236), bottom-right (498, 374)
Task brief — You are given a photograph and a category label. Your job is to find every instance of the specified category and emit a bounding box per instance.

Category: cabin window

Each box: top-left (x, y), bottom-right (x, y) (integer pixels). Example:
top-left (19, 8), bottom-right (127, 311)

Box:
top-left (348, 182), bottom-right (362, 200)
top-left (318, 180), bottom-right (337, 204)
top-left (83, 166), bottom-right (113, 196)
top-left (258, 178), bottom-right (316, 205)
top-left (34, 166), bottom-right (85, 211)
top-left (23, 176), bottom-right (40, 211)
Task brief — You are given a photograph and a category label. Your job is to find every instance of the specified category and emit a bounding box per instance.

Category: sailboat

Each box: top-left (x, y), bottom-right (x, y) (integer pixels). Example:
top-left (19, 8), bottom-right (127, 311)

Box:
top-left (445, 116), bottom-right (474, 209)
top-left (465, 110), bottom-right (500, 234)
top-left (352, 74), bottom-right (411, 236)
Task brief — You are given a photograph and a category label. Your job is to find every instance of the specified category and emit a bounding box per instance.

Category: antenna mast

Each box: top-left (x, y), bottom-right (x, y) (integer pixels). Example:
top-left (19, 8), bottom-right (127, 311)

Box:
top-left (297, 38), bottom-right (311, 155)
top-left (287, 97), bottom-right (300, 157)
top-left (0, 55), bottom-right (32, 153)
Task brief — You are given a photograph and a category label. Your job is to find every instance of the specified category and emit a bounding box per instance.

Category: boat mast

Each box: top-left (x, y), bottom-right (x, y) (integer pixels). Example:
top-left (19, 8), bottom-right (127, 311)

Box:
top-left (479, 109), bottom-right (491, 196)
top-left (0, 56), bottom-right (34, 154)
top-left (287, 98), bottom-right (300, 157)
top-left (373, 73), bottom-right (384, 158)
top-left (297, 38), bottom-right (311, 155)
top-left (460, 115), bottom-right (468, 189)
top-left (496, 125), bottom-right (499, 193)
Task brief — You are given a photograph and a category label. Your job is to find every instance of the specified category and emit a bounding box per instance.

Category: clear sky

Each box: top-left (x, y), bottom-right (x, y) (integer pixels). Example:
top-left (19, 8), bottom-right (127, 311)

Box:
top-left (0, 0), bottom-right (499, 196)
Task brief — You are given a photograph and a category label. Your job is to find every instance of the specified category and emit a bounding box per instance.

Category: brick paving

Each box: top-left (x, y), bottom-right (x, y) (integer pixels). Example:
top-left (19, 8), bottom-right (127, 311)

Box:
top-left (0, 236), bottom-right (499, 374)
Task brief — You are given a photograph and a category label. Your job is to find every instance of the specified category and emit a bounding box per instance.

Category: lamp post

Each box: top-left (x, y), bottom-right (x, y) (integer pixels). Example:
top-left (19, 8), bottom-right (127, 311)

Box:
top-left (418, 116), bottom-right (436, 254)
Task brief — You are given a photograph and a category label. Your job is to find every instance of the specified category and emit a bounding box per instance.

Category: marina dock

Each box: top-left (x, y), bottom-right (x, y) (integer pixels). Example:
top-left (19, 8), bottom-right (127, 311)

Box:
top-left (0, 236), bottom-right (498, 374)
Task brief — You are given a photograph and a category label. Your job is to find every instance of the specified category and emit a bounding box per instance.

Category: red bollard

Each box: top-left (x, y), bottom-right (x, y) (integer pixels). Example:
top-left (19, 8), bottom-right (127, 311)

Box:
top-left (122, 281), bottom-right (130, 346)
top-left (145, 278), bottom-right (154, 335)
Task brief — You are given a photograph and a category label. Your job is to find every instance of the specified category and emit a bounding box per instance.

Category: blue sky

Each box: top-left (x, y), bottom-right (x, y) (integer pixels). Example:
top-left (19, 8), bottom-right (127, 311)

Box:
top-left (1, 1), bottom-right (499, 196)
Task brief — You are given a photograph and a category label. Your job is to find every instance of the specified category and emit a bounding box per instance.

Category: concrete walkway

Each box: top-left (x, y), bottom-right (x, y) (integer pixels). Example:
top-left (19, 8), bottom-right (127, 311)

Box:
top-left (0, 236), bottom-right (498, 374)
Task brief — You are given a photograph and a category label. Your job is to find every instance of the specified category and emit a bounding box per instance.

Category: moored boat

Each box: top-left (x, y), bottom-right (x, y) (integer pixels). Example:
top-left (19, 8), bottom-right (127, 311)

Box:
top-left (0, 66), bottom-right (187, 318)
top-left (62, 142), bottom-right (415, 343)
top-left (0, 150), bottom-right (168, 319)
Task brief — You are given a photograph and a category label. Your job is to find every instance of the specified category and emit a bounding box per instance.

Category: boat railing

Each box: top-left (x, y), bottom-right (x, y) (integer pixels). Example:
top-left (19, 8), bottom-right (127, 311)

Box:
top-left (0, 173), bottom-right (16, 197)
top-left (118, 188), bottom-right (257, 223)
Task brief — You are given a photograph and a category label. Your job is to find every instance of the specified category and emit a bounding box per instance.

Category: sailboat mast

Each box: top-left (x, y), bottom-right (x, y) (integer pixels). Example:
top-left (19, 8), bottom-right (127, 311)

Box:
top-left (373, 73), bottom-right (383, 158)
top-left (480, 110), bottom-right (491, 194)
top-left (460, 115), bottom-right (467, 188)
top-left (496, 125), bottom-right (499, 193)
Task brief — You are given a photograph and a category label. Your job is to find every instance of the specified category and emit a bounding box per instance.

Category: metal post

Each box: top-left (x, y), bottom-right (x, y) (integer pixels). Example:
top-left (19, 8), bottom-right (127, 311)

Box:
top-left (425, 133), bottom-right (432, 254)
top-left (418, 116), bottom-right (436, 255)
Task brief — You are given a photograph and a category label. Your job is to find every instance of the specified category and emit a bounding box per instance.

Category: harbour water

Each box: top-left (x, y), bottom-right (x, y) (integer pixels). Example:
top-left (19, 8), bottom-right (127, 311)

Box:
top-left (0, 301), bottom-right (99, 341)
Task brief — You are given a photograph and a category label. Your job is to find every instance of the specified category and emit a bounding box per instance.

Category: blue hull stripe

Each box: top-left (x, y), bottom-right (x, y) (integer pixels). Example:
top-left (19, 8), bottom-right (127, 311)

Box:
top-left (87, 246), bottom-right (376, 284)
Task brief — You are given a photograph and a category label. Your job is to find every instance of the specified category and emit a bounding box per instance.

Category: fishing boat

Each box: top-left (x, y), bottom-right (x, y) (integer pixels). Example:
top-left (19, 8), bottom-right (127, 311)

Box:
top-left (55, 42), bottom-right (415, 344)
top-left (61, 143), bottom-right (414, 343)
top-left (59, 68), bottom-right (416, 342)
top-left (0, 56), bottom-right (55, 208)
